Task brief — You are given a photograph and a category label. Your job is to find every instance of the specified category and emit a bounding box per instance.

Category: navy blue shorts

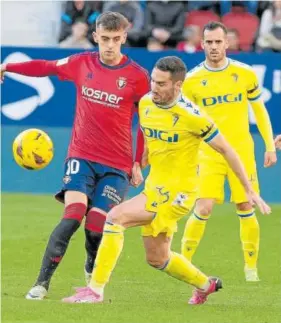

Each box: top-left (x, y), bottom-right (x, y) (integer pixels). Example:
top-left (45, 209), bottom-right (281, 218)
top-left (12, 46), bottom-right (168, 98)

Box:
top-left (55, 158), bottom-right (130, 212)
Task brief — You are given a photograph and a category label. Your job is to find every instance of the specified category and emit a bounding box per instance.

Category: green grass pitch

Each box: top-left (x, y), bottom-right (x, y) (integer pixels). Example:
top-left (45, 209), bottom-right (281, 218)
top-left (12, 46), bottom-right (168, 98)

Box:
top-left (2, 194), bottom-right (281, 323)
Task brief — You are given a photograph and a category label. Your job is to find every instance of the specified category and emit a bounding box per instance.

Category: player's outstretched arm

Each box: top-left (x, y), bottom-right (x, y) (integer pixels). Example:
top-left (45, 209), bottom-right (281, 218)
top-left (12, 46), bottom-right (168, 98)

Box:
top-left (275, 134), bottom-right (281, 150)
top-left (208, 133), bottom-right (271, 215)
top-left (250, 99), bottom-right (277, 168)
top-left (0, 60), bottom-right (58, 82)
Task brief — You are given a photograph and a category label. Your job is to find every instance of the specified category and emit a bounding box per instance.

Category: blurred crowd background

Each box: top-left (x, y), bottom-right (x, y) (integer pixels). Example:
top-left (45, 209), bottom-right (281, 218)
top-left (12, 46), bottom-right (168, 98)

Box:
top-left (2, 0), bottom-right (281, 53)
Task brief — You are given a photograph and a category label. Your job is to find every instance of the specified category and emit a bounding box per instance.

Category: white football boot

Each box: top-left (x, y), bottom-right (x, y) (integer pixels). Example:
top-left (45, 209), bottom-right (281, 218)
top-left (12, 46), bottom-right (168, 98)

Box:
top-left (26, 285), bottom-right (48, 300)
top-left (245, 268), bottom-right (260, 282)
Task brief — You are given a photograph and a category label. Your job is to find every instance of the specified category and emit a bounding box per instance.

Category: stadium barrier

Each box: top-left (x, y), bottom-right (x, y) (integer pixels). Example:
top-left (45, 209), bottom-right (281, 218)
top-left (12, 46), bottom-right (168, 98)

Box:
top-left (1, 47), bottom-right (281, 202)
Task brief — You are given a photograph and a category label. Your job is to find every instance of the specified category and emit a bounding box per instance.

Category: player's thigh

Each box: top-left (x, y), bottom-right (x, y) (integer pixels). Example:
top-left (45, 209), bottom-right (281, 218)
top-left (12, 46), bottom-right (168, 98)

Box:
top-left (228, 155), bottom-right (259, 204)
top-left (55, 158), bottom-right (95, 206)
top-left (199, 162), bottom-right (226, 203)
top-left (91, 170), bottom-right (130, 213)
top-left (143, 233), bottom-right (172, 267)
top-left (108, 193), bottom-right (156, 228)
top-left (65, 191), bottom-right (88, 207)
top-left (142, 188), bottom-right (196, 238)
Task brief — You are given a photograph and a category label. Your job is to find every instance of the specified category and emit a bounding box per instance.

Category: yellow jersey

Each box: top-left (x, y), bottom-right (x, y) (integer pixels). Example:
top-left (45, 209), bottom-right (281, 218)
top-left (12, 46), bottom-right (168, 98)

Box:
top-left (139, 93), bottom-right (218, 193)
top-left (182, 58), bottom-right (261, 155)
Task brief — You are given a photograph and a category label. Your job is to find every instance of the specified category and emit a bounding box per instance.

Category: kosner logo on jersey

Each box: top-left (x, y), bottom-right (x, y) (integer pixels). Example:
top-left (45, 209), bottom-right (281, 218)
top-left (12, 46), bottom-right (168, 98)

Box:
top-left (1, 52), bottom-right (55, 120)
top-left (81, 86), bottom-right (123, 108)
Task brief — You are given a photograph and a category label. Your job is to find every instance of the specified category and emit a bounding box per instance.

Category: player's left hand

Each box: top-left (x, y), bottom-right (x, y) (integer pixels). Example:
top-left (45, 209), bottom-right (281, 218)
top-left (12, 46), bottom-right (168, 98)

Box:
top-left (264, 151), bottom-right (277, 168)
top-left (247, 190), bottom-right (271, 215)
top-left (130, 162), bottom-right (144, 187)
top-left (274, 135), bottom-right (281, 150)
top-left (0, 64), bottom-right (6, 83)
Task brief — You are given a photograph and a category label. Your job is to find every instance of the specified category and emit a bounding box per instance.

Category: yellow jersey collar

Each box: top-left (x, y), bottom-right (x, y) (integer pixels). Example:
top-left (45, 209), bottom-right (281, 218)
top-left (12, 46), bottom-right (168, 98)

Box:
top-left (156, 93), bottom-right (182, 109)
top-left (203, 58), bottom-right (230, 72)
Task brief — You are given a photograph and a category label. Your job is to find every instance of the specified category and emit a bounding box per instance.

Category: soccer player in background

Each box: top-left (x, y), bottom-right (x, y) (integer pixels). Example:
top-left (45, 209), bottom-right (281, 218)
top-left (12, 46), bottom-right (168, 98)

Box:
top-left (0, 12), bottom-right (150, 300)
top-left (62, 56), bottom-right (271, 305)
top-left (181, 22), bottom-right (277, 282)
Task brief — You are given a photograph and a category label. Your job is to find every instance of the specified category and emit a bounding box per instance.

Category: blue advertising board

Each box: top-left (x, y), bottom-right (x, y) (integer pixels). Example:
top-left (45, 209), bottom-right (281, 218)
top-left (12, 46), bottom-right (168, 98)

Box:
top-left (1, 47), bottom-right (281, 202)
top-left (1, 47), bottom-right (281, 132)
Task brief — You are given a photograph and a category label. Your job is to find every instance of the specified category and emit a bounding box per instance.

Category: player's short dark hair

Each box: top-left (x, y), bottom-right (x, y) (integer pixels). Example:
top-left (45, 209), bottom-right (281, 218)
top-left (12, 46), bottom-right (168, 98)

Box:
top-left (203, 21), bottom-right (228, 36)
top-left (96, 11), bottom-right (130, 31)
top-left (155, 56), bottom-right (187, 82)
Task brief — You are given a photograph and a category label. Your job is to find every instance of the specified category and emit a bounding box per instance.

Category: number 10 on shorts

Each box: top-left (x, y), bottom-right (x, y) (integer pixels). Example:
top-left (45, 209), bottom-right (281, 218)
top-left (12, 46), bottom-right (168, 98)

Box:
top-left (66, 159), bottom-right (80, 175)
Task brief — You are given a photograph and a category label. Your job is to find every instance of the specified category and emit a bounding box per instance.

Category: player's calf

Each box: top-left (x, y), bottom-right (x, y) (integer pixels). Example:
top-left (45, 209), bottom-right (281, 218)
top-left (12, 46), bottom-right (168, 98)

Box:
top-left (236, 203), bottom-right (260, 282)
top-left (181, 211), bottom-right (211, 261)
top-left (84, 230), bottom-right (103, 280)
top-left (144, 234), bottom-right (171, 269)
top-left (84, 208), bottom-right (106, 282)
top-left (26, 203), bottom-right (87, 300)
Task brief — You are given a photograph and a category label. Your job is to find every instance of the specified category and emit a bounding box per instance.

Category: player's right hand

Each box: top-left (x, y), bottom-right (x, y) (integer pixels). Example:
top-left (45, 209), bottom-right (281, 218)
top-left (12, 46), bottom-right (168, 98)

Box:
top-left (0, 64), bottom-right (6, 83)
top-left (264, 151), bottom-right (277, 168)
top-left (274, 135), bottom-right (281, 150)
top-left (130, 162), bottom-right (144, 187)
top-left (247, 190), bottom-right (271, 215)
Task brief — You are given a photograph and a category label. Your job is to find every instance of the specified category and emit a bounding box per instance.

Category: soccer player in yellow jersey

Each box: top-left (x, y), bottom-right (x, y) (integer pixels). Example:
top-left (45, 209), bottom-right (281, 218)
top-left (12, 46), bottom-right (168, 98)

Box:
top-left (181, 22), bottom-right (277, 282)
top-left (63, 56), bottom-right (270, 305)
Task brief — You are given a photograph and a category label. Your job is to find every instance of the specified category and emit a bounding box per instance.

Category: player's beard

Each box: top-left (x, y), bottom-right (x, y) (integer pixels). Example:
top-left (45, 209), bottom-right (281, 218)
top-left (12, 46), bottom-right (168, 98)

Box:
top-left (208, 51), bottom-right (224, 64)
top-left (152, 90), bottom-right (175, 106)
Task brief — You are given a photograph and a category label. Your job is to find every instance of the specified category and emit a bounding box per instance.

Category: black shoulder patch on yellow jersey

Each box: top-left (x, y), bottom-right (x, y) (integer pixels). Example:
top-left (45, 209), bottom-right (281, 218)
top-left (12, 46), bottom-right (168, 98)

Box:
top-left (247, 83), bottom-right (259, 94)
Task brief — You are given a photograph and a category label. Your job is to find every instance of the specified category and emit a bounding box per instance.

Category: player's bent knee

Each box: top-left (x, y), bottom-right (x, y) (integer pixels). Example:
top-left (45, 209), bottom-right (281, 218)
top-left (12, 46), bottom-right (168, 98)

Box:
top-left (195, 206), bottom-right (212, 217)
top-left (195, 200), bottom-right (214, 217)
top-left (107, 205), bottom-right (126, 226)
top-left (236, 202), bottom-right (253, 212)
top-left (85, 209), bottom-right (106, 233)
top-left (146, 255), bottom-right (169, 269)
top-left (63, 203), bottom-right (87, 223)
top-left (145, 246), bottom-right (170, 269)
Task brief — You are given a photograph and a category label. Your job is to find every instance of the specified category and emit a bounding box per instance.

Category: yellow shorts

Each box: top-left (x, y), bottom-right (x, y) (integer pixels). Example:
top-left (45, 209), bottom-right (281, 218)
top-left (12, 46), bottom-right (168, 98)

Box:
top-left (199, 151), bottom-right (259, 204)
top-left (141, 184), bottom-right (196, 237)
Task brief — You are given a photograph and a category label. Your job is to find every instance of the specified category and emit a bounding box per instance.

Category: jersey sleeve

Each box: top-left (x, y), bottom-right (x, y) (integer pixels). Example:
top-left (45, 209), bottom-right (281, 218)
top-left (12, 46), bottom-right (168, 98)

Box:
top-left (134, 69), bottom-right (150, 102)
top-left (54, 54), bottom-right (82, 81)
top-left (187, 105), bottom-right (219, 143)
top-left (247, 69), bottom-right (262, 102)
top-left (135, 126), bottom-right (145, 163)
top-left (182, 76), bottom-right (196, 102)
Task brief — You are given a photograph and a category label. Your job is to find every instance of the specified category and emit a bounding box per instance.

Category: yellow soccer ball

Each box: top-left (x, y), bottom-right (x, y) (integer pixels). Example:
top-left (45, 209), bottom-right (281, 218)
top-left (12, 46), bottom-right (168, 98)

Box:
top-left (13, 129), bottom-right (54, 170)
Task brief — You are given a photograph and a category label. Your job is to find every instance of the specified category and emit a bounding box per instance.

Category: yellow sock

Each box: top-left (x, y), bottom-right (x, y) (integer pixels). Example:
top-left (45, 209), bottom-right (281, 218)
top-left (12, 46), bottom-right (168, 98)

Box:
top-left (181, 212), bottom-right (209, 261)
top-left (237, 209), bottom-right (260, 270)
top-left (90, 222), bottom-right (125, 291)
top-left (162, 252), bottom-right (209, 289)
